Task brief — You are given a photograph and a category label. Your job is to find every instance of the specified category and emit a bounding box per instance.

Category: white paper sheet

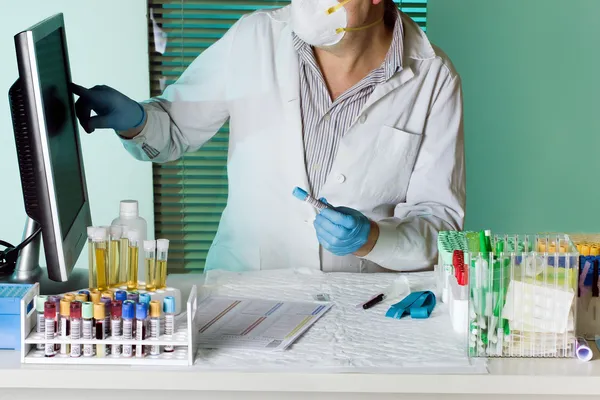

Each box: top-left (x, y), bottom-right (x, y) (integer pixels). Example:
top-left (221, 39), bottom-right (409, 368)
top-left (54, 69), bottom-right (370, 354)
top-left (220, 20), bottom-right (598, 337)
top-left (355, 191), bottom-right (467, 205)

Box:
top-left (196, 295), bottom-right (332, 351)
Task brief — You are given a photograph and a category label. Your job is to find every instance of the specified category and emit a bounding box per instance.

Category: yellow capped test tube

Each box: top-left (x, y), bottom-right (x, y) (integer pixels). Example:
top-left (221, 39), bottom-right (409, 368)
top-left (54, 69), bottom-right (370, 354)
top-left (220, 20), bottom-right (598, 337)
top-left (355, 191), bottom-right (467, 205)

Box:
top-left (90, 289), bottom-right (101, 304)
top-left (582, 244), bottom-right (591, 256)
top-left (591, 246), bottom-right (600, 256)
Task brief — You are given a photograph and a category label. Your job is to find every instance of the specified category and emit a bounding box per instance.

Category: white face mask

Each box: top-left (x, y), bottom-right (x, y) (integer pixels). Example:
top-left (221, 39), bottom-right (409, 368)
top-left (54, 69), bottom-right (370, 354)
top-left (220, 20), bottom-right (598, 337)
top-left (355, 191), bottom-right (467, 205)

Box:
top-left (291, 0), bottom-right (385, 48)
top-left (291, 0), bottom-right (350, 48)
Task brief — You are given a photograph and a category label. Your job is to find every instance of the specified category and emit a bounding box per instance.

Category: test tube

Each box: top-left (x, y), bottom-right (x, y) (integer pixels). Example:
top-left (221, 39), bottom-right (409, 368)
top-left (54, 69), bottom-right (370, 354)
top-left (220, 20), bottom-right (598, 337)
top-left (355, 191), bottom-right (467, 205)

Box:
top-left (139, 293), bottom-right (151, 308)
top-left (144, 240), bottom-right (157, 291)
top-left (115, 290), bottom-right (127, 303)
top-left (93, 228), bottom-right (109, 291)
top-left (111, 301), bottom-right (123, 356)
top-left (122, 301), bottom-right (135, 358)
top-left (75, 293), bottom-right (87, 302)
top-left (156, 239), bottom-right (170, 289)
top-left (163, 296), bottom-right (175, 352)
top-left (90, 289), bottom-right (101, 305)
top-left (88, 227), bottom-right (97, 290)
top-left (44, 301), bottom-right (56, 358)
top-left (94, 303), bottom-right (107, 357)
top-left (59, 299), bottom-right (71, 355)
top-left (127, 292), bottom-right (139, 303)
top-left (101, 291), bottom-right (114, 301)
top-left (127, 230), bottom-right (140, 290)
top-left (100, 297), bottom-right (112, 339)
top-left (35, 295), bottom-right (48, 350)
top-left (70, 301), bottom-right (82, 358)
top-left (82, 302), bottom-right (94, 357)
top-left (109, 225), bottom-right (122, 287)
top-left (119, 226), bottom-right (130, 285)
top-left (149, 300), bottom-right (161, 356)
top-left (48, 296), bottom-right (61, 352)
top-left (135, 302), bottom-right (148, 358)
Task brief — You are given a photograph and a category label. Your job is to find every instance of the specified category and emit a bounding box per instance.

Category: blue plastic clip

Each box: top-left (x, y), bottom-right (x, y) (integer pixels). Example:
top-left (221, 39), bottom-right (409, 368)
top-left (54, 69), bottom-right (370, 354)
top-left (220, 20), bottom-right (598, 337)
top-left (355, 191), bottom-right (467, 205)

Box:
top-left (385, 291), bottom-right (436, 320)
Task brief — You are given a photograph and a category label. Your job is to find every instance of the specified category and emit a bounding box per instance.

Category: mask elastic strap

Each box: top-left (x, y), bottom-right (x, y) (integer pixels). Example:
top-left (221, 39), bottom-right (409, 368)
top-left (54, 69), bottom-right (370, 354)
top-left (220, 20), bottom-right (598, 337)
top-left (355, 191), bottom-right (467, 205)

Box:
top-left (335, 17), bottom-right (384, 34)
top-left (326, 0), bottom-right (354, 15)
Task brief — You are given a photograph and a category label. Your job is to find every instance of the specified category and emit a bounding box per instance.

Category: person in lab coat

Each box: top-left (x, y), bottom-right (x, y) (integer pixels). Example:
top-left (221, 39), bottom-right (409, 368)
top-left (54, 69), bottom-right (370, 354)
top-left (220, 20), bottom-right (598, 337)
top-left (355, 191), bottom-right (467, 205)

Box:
top-left (72, 0), bottom-right (465, 273)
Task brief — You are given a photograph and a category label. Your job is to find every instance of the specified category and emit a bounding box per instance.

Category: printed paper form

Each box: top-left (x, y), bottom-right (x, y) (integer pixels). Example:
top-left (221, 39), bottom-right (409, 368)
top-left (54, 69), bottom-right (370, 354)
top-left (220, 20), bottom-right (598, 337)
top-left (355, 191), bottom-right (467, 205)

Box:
top-left (195, 296), bottom-right (332, 351)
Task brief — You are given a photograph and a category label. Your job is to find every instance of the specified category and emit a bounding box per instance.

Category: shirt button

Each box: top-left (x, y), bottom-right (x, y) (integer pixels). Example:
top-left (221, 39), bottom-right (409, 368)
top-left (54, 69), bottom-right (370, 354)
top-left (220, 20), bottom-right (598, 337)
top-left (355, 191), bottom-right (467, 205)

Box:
top-left (323, 113), bottom-right (331, 122)
top-left (336, 174), bottom-right (346, 184)
top-left (359, 115), bottom-right (367, 124)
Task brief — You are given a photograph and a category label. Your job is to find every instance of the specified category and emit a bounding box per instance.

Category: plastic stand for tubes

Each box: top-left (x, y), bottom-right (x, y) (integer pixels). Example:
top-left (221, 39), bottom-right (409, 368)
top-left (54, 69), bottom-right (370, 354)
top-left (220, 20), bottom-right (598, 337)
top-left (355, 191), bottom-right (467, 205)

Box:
top-left (20, 284), bottom-right (199, 366)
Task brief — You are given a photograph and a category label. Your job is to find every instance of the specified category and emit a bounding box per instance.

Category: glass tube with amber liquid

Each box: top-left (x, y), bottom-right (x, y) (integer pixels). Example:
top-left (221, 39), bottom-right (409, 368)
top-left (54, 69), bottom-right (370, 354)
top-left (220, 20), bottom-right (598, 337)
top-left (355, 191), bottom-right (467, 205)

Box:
top-left (156, 239), bottom-right (170, 289)
top-left (93, 228), bottom-right (109, 291)
top-left (144, 240), bottom-right (157, 291)
top-left (126, 230), bottom-right (140, 291)
top-left (109, 225), bottom-right (122, 287)
top-left (87, 227), bottom-right (97, 290)
top-left (119, 226), bottom-right (130, 285)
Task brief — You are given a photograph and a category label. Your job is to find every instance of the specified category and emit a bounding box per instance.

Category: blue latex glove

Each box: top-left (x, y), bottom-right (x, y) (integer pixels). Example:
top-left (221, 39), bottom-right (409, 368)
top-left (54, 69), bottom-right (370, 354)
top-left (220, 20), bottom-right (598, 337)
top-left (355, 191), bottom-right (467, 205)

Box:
top-left (313, 201), bottom-right (372, 256)
top-left (71, 83), bottom-right (146, 133)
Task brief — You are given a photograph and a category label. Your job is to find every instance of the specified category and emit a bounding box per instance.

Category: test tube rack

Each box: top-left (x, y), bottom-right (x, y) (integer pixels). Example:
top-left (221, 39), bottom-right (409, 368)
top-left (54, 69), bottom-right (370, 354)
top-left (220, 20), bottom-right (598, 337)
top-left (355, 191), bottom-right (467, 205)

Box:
top-left (467, 233), bottom-right (579, 359)
top-left (19, 285), bottom-right (199, 366)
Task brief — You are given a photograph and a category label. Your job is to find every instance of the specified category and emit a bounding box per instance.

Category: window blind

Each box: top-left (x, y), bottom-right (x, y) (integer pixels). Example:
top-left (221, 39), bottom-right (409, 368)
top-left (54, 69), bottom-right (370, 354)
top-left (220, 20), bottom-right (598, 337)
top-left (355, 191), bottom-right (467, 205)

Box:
top-left (148, 0), bottom-right (428, 273)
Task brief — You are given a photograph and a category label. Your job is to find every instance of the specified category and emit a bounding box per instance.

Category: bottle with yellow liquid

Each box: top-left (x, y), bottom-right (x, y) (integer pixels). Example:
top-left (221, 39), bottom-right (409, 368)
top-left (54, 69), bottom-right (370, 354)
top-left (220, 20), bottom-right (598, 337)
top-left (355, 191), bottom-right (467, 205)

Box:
top-left (126, 230), bottom-right (140, 291)
top-left (156, 239), bottom-right (170, 289)
top-left (93, 228), bottom-right (109, 291)
top-left (108, 226), bottom-right (123, 287)
top-left (144, 240), bottom-right (157, 291)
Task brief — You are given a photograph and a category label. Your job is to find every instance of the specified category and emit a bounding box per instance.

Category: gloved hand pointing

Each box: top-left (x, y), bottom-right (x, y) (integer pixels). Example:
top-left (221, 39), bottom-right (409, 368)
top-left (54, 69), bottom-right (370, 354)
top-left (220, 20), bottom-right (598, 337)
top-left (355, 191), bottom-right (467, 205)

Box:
top-left (71, 83), bottom-right (146, 134)
top-left (314, 201), bottom-right (379, 257)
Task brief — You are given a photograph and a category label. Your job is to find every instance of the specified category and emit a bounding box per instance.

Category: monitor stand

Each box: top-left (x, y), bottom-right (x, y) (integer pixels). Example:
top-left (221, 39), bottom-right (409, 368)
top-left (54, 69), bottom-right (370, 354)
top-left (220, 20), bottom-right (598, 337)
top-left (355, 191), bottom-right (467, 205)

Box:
top-left (1, 217), bottom-right (89, 295)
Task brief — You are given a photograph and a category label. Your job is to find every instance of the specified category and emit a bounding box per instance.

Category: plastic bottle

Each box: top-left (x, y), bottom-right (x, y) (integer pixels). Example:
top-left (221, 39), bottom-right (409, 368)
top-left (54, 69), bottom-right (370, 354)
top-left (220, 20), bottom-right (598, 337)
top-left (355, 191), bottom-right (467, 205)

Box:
top-left (111, 200), bottom-right (147, 279)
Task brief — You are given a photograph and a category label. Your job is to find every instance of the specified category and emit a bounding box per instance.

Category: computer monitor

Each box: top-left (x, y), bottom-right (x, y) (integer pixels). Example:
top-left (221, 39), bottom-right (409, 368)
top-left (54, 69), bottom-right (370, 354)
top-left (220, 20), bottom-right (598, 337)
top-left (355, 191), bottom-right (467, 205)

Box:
top-left (7, 13), bottom-right (91, 286)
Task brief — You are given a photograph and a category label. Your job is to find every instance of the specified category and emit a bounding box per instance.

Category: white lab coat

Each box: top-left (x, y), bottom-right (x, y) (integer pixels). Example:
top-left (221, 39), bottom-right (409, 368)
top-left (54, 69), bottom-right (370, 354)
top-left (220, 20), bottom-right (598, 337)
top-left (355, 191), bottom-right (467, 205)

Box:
top-left (123, 7), bottom-right (465, 273)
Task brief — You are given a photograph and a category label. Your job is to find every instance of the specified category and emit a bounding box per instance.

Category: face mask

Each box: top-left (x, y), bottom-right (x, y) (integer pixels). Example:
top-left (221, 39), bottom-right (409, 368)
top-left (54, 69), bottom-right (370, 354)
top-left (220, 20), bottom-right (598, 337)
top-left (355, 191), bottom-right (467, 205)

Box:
top-left (291, 0), bottom-right (384, 48)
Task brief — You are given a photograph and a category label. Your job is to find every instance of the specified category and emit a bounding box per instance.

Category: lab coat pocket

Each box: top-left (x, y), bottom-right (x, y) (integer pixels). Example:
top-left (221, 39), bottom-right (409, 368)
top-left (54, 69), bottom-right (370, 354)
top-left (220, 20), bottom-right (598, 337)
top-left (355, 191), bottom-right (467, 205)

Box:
top-left (361, 126), bottom-right (423, 202)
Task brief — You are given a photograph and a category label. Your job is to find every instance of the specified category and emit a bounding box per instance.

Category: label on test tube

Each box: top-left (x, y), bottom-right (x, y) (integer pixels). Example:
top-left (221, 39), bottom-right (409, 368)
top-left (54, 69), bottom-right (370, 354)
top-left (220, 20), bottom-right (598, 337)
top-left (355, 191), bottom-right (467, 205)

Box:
top-left (94, 303), bottom-right (107, 357)
top-left (149, 301), bottom-right (161, 356)
top-left (135, 302), bottom-right (148, 358)
top-left (163, 296), bottom-right (176, 352)
top-left (111, 301), bottom-right (123, 357)
top-left (122, 301), bottom-right (135, 358)
top-left (44, 302), bottom-right (56, 357)
top-left (82, 302), bottom-right (94, 357)
top-left (70, 302), bottom-right (82, 358)
top-left (35, 295), bottom-right (47, 351)
top-left (59, 299), bottom-right (71, 355)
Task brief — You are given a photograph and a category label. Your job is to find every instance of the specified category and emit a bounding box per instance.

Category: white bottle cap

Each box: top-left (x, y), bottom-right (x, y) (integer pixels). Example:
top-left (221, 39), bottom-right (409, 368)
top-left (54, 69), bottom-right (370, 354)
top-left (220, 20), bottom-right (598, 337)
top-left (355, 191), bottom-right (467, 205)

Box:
top-left (87, 227), bottom-right (95, 238)
top-left (143, 240), bottom-right (156, 251)
top-left (127, 229), bottom-right (139, 242)
top-left (157, 239), bottom-right (170, 251)
top-left (110, 225), bottom-right (123, 239)
top-left (93, 227), bottom-right (108, 242)
top-left (119, 200), bottom-right (139, 218)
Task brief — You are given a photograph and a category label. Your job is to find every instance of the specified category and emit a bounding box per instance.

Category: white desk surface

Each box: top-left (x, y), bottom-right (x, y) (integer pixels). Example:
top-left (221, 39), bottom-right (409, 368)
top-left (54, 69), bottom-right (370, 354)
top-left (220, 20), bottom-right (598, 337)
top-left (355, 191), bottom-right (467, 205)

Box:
top-left (2, 273), bottom-right (600, 400)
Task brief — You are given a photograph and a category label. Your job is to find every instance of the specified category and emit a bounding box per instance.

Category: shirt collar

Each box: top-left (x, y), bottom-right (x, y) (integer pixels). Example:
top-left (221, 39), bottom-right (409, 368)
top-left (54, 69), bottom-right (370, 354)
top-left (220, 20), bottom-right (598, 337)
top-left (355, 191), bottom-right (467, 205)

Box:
top-left (292, 8), bottom-right (404, 81)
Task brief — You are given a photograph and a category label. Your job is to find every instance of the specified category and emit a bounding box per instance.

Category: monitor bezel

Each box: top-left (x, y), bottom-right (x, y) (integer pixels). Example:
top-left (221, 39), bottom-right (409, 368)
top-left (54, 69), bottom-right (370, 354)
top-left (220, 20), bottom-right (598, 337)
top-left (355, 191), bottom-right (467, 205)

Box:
top-left (14, 13), bottom-right (91, 282)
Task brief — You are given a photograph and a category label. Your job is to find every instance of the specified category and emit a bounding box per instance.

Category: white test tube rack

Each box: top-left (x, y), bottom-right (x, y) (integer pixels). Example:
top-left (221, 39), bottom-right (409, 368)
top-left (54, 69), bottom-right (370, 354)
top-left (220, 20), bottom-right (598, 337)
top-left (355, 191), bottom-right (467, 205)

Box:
top-left (20, 285), bottom-right (199, 366)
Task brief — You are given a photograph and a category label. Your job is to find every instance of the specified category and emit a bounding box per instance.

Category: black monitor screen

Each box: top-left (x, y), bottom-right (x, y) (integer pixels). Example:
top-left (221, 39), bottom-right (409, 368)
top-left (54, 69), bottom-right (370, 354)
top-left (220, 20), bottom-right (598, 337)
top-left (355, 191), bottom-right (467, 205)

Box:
top-left (35, 28), bottom-right (85, 239)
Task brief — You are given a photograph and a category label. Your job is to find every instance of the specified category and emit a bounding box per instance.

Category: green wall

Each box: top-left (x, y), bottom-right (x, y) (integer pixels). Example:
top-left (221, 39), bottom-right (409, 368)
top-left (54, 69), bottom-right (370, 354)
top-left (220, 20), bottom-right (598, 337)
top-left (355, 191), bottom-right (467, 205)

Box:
top-left (427, 0), bottom-right (600, 233)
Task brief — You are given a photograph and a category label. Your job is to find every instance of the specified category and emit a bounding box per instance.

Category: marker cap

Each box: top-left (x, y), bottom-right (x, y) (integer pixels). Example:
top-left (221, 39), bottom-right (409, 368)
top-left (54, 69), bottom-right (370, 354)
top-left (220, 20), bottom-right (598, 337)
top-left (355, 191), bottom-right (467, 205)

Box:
top-left (44, 301), bottom-right (56, 319)
top-left (63, 293), bottom-right (75, 302)
top-left (70, 301), bottom-right (82, 319)
top-left (75, 294), bottom-right (88, 302)
top-left (111, 301), bottom-right (123, 317)
top-left (143, 240), bottom-right (156, 252)
top-left (139, 293), bottom-right (151, 305)
top-left (94, 303), bottom-right (106, 319)
top-left (115, 291), bottom-right (127, 302)
top-left (157, 239), bottom-right (170, 252)
top-left (150, 300), bottom-right (161, 317)
top-left (82, 302), bottom-right (94, 319)
top-left (90, 290), bottom-right (101, 304)
top-left (101, 291), bottom-right (114, 300)
top-left (122, 301), bottom-right (135, 319)
top-left (163, 296), bottom-right (176, 314)
top-left (36, 295), bottom-right (48, 312)
top-left (136, 302), bottom-right (148, 320)
top-left (60, 299), bottom-right (71, 316)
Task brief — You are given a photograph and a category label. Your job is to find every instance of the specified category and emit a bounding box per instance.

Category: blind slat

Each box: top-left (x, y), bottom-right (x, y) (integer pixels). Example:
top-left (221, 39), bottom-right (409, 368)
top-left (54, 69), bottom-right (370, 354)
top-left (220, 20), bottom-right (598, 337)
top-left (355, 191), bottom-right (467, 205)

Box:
top-left (149, 0), bottom-right (427, 272)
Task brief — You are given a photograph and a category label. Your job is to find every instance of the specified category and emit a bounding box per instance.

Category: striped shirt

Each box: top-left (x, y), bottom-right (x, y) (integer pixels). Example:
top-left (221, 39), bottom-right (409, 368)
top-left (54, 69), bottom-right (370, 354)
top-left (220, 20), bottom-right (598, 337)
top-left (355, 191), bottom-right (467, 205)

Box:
top-left (293, 10), bottom-right (405, 196)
